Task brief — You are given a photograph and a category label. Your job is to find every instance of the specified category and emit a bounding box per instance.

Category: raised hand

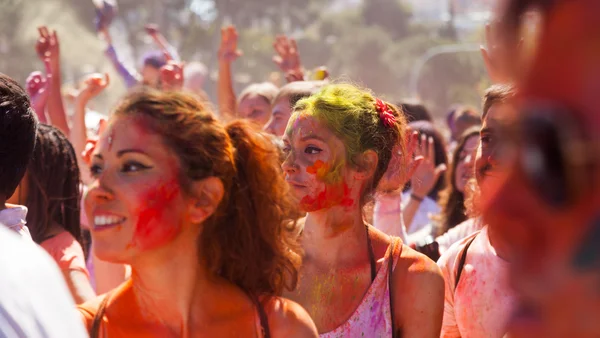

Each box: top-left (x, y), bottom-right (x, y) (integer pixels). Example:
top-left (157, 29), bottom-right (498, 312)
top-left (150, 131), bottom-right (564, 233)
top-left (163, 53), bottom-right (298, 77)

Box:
top-left (480, 21), bottom-right (519, 84)
top-left (410, 133), bottom-right (447, 199)
top-left (218, 26), bottom-right (243, 63)
top-left (272, 35), bottom-right (303, 81)
top-left (78, 73), bottom-right (110, 103)
top-left (160, 52), bottom-right (184, 91)
top-left (35, 26), bottom-right (60, 71)
top-left (26, 70), bottom-right (50, 123)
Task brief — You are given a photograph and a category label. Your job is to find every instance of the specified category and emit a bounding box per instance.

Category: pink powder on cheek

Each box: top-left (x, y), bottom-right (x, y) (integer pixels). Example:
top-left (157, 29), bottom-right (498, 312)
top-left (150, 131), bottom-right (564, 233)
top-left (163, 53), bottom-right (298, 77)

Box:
top-left (131, 179), bottom-right (182, 250)
top-left (301, 182), bottom-right (354, 212)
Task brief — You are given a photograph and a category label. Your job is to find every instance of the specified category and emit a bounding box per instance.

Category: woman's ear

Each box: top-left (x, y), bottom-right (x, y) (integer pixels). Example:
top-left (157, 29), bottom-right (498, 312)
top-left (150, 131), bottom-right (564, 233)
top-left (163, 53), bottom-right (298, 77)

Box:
top-left (353, 150), bottom-right (378, 181)
top-left (188, 177), bottom-right (224, 224)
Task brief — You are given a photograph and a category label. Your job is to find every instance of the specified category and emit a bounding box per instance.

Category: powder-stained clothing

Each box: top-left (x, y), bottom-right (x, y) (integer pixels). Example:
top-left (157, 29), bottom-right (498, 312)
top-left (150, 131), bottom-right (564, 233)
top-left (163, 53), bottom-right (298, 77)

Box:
top-left (436, 217), bottom-right (484, 255)
top-left (437, 226), bottom-right (515, 338)
top-left (319, 238), bottom-right (401, 338)
top-left (401, 191), bottom-right (441, 235)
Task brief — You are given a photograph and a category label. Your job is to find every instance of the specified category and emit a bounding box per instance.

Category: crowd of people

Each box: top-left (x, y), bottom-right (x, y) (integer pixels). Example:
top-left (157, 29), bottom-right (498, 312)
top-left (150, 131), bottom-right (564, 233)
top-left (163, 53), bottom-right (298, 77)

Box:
top-left (0, 0), bottom-right (599, 337)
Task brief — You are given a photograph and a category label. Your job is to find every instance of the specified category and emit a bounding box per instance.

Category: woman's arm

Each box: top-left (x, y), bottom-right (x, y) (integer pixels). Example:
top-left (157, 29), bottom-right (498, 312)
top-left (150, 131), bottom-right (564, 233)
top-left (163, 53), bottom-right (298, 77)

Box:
top-left (267, 298), bottom-right (319, 338)
top-left (393, 246), bottom-right (445, 337)
top-left (62, 269), bottom-right (97, 304)
top-left (217, 26), bottom-right (242, 121)
top-left (101, 28), bottom-right (140, 88)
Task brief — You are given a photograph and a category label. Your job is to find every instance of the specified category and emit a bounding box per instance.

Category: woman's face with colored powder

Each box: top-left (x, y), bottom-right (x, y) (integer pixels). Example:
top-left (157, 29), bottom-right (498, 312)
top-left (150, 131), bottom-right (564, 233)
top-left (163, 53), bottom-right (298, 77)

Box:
top-left (238, 93), bottom-right (272, 127)
top-left (85, 115), bottom-right (191, 263)
top-left (282, 114), bottom-right (361, 212)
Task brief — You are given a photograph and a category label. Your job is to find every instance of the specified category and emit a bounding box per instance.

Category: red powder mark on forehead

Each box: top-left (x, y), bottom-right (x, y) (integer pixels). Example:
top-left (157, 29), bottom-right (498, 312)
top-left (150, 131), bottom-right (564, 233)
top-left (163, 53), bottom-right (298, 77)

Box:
top-left (301, 182), bottom-right (354, 212)
top-left (131, 179), bottom-right (182, 250)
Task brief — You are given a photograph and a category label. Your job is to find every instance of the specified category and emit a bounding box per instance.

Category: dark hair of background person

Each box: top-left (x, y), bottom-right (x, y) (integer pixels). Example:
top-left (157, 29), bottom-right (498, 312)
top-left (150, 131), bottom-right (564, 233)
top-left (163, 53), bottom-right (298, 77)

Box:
top-left (452, 106), bottom-right (481, 139)
top-left (403, 120), bottom-right (449, 201)
top-left (434, 126), bottom-right (481, 236)
top-left (112, 88), bottom-right (301, 297)
top-left (397, 99), bottom-right (433, 123)
top-left (0, 73), bottom-right (39, 199)
top-left (25, 124), bottom-right (83, 249)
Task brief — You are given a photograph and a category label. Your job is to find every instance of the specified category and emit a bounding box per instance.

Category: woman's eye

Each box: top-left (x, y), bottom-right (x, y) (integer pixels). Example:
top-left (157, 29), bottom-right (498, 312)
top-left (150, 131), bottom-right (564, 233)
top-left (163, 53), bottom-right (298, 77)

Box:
top-left (305, 146), bottom-right (322, 155)
top-left (481, 135), bottom-right (493, 146)
top-left (89, 164), bottom-right (103, 177)
top-left (122, 161), bottom-right (151, 173)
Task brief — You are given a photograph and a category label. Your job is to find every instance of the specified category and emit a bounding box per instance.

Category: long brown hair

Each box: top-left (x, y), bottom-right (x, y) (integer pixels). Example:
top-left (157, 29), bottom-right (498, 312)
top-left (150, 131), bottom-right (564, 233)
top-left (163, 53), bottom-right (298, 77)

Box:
top-left (112, 88), bottom-right (300, 298)
top-left (25, 124), bottom-right (82, 246)
top-left (435, 127), bottom-right (480, 235)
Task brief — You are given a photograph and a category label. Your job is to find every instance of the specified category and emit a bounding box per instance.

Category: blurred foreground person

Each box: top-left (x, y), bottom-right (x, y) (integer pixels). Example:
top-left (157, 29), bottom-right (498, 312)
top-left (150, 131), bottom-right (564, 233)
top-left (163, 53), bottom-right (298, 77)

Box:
top-left (485, 1), bottom-right (600, 337)
top-left (0, 225), bottom-right (87, 338)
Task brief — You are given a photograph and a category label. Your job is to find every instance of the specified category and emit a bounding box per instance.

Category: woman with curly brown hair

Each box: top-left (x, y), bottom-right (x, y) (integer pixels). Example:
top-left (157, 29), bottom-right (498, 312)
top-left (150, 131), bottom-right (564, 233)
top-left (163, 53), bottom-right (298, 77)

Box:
top-left (77, 88), bottom-right (317, 337)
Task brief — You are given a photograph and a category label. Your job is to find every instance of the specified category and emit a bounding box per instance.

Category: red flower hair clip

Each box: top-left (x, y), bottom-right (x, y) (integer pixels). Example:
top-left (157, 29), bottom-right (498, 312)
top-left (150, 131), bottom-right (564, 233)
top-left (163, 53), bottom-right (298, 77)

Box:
top-left (375, 98), bottom-right (396, 128)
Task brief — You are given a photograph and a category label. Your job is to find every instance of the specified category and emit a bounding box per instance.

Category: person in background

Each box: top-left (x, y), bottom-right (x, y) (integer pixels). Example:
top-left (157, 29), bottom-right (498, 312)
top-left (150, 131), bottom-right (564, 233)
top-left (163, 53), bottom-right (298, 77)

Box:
top-left (0, 225), bottom-right (88, 338)
top-left (8, 124), bottom-right (96, 304)
top-left (447, 106), bottom-right (482, 155)
top-left (100, 22), bottom-right (179, 89)
top-left (0, 73), bottom-right (38, 239)
top-left (437, 83), bottom-right (518, 338)
top-left (485, 1), bottom-right (600, 337)
top-left (78, 88), bottom-right (317, 337)
top-left (397, 100), bottom-right (433, 123)
top-left (282, 84), bottom-right (444, 337)
top-left (412, 127), bottom-right (480, 259)
top-left (264, 80), bottom-right (325, 137)
top-left (402, 121), bottom-right (448, 236)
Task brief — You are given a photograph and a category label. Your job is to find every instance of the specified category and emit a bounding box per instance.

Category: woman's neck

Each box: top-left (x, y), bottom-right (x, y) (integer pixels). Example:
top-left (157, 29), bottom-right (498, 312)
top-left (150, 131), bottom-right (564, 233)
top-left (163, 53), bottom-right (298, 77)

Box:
top-left (129, 235), bottom-right (206, 334)
top-left (302, 205), bottom-right (368, 266)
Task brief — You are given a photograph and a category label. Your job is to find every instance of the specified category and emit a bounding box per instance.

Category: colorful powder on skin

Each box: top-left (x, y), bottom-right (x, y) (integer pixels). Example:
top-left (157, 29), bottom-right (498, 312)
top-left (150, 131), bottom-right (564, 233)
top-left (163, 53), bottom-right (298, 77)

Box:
top-left (130, 179), bottom-right (181, 250)
top-left (302, 160), bottom-right (354, 212)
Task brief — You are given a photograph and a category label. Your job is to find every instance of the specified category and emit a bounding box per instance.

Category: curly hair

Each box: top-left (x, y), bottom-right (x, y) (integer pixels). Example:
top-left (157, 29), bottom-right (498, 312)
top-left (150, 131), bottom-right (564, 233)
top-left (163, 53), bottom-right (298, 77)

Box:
top-left (112, 88), bottom-right (300, 297)
top-left (25, 124), bottom-right (82, 246)
top-left (291, 83), bottom-right (409, 206)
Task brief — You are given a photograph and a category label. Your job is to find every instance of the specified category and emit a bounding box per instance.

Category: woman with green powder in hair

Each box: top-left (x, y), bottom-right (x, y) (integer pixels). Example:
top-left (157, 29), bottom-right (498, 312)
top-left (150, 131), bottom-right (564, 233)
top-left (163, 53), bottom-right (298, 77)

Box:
top-left (282, 84), bottom-right (444, 337)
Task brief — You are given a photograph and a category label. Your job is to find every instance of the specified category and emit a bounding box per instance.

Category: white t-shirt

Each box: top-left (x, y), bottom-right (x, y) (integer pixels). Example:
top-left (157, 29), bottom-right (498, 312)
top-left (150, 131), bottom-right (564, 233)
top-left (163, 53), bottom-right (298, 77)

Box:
top-left (373, 193), bottom-right (407, 242)
top-left (437, 226), bottom-right (515, 338)
top-left (0, 225), bottom-right (88, 338)
top-left (436, 217), bottom-right (484, 255)
top-left (401, 191), bottom-right (441, 234)
top-left (0, 205), bottom-right (32, 240)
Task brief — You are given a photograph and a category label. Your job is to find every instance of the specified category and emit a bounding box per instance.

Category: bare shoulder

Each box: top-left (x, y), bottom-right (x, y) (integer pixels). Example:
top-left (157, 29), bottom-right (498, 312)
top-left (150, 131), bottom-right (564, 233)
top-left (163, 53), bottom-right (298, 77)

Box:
top-left (393, 246), bottom-right (445, 337)
top-left (396, 244), bottom-right (444, 287)
top-left (264, 297), bottom-right (318, 338)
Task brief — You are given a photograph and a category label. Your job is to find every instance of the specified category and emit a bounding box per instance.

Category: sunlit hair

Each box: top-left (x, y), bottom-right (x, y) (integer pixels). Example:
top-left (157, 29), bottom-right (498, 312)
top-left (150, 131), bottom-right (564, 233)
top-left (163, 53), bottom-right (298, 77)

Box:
top-left (274, 80), bottom-right (325, 107)
top-left (483, 84), bottom-right (517, 119)
top-left (435, 127), bottom-right (480, 236)
top-left (292, 83), bottom-right (409, 205)
top-left (238, 82), bottom-right (279, 105)
top-left (112, 88), bottom-right (300, 297)
top-left (25, 124), bottom-right (82, 246)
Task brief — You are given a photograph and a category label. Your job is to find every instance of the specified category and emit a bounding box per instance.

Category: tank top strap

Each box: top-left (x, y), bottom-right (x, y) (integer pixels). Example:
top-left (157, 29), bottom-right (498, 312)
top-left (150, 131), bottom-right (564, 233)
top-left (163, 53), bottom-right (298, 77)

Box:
top-left (251, 295), bottom-right (271, 338)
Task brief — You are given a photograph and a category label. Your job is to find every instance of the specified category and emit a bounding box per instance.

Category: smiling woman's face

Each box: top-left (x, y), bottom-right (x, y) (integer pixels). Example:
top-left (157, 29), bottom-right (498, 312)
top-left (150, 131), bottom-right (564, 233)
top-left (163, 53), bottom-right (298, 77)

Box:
top-left (85, 115), bottom-right (191, 263)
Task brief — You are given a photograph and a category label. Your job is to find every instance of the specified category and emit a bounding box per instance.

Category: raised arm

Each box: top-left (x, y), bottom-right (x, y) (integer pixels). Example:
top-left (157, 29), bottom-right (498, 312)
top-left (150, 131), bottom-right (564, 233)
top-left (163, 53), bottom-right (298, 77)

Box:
top-left (35, 26), bottom-right (69, 134)
top-left (272, 35), bottom-right (304, 83)
top-left (145, 24), bottom-right (180, 61)
top-left (25, 61), bottom-right (51, 124)
top-left (100, 27), bottom-right (140, 88)
top-left (159, 52), bottom-right (185, 91)
top-left (72, 73), bottom-right (110, 185)
top-left (217, 26), bottom-right (242, 121)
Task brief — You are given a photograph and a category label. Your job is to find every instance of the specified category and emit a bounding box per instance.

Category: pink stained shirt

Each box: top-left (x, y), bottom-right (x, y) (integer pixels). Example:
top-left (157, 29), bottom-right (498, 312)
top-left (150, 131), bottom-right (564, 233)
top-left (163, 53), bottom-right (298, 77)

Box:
top-left (40, 231), bottom-right (90, 278)
top-left (437, 226), bottom-right (516, 338)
